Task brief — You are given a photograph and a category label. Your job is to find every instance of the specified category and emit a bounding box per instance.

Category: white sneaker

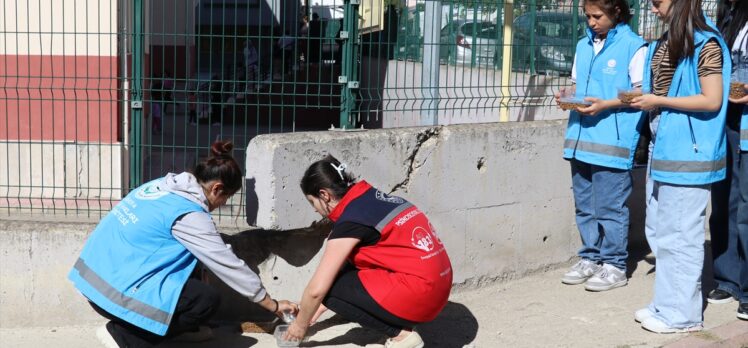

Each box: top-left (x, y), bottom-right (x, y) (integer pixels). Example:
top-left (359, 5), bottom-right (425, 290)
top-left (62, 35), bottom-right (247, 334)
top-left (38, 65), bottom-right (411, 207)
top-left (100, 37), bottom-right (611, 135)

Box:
top-left (584, 264), bottom-right (627, 291)
top-left (634, 307), bottom-right (653, 323)
top-left (384, 331), bottom-right (424, 348)
top-left (561, 259), bottom-right (601, 285)
top-left (96, 323), bottom-right (120, 348)
top-left (641, 317), bottom-right (703, 334)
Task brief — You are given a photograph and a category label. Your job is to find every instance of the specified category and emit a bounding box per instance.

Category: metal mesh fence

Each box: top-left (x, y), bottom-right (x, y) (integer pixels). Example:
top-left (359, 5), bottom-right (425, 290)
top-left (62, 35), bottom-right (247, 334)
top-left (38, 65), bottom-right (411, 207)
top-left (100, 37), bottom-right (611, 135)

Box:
top-left (0, 0), bottom-right (722, 220)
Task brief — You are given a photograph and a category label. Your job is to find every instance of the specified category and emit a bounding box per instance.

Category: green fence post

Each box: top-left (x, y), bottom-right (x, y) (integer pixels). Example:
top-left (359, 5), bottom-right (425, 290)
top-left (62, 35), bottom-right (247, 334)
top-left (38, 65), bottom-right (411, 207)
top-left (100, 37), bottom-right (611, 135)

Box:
top-left (339, 0), bottom-right (359, 129)
top-left (130, 0), bottom-right (143, 188)
top-left (415, 9), bottom-right (422, 62)
top-left (529, 0), bottom-right (536, 75)
top-left (470, 4), bottom-right (478, 67)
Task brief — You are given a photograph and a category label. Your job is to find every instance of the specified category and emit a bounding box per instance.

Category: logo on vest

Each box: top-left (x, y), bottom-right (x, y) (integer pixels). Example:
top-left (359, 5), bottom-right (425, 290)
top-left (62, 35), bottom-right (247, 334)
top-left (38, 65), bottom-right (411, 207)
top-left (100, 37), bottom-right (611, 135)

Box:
top-left (411, 226), bottom-right (435, 252)
top-left (602, 59), bottom-right (617, 75)
top-left (375, 190), bottom-right (404, 204)
top-left (135, 183), bottom-right (168, 200)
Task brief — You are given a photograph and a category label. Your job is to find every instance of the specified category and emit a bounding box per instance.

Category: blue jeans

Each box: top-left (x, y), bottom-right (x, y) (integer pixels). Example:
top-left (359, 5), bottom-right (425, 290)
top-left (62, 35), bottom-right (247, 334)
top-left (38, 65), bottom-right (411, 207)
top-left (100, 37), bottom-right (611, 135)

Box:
top-left (709, 126), bottom-right (745, 300)
top-left (570, 159), bottom-right (632, 271)
top-left (645, 177), bottom-right (709, 327)
top-left (737, 149), bottom-right (748, 303)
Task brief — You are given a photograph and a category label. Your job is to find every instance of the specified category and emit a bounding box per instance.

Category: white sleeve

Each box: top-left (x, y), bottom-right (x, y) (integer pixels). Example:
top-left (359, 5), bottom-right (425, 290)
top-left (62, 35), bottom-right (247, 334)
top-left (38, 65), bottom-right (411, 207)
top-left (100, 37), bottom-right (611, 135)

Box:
top-left (628, 46), bottom-right (647, 88)
top-left (571, 54), bottom-right (577, 83)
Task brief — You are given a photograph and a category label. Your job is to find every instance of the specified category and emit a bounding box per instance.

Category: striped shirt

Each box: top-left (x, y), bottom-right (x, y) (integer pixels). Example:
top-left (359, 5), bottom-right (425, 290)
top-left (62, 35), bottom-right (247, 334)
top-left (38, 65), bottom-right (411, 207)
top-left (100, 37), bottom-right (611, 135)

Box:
top-left (650, 39), bottom-right (723, 96)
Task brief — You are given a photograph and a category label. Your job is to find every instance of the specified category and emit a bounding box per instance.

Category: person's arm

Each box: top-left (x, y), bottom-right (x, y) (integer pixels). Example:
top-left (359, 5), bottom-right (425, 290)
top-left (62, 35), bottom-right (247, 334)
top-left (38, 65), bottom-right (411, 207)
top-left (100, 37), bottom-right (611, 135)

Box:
top-left (631, 40), bottom-right (724, 113)
top-left (578, 95), bottom-right (626, 116)
top-left (577, 45), bottom-right (648, 116)
top-left (631, 73), bottom-right (723, 113)
top-left (284, 238), bottom-right (360, 341)
top-left (173, 212), bottom-right (296, 315)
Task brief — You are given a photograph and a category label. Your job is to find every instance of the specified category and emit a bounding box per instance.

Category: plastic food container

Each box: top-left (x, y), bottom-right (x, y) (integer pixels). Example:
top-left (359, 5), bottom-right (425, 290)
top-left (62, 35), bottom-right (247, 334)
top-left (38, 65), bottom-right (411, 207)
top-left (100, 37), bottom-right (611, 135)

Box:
top-left (731, 67), bottom-right (748, 99)
top-left (273, 325), bottom-right (301, 347)
top-left (557, 88), bottom-right (591, 111)
top-left (730, 81), bottom-right (747, 99)
top-left (558, 97), bottom-right (592, 111)
top-left (617, 88), bottom-right (642, 104)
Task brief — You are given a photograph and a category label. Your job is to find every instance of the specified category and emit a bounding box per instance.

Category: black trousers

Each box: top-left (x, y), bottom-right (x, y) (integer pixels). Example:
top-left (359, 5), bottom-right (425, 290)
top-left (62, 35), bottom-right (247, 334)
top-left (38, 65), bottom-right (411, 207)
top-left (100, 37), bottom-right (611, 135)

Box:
top-left (324, 265), bottom-right (418, 337)
top-left (90, 278), bottom-right (220, 347)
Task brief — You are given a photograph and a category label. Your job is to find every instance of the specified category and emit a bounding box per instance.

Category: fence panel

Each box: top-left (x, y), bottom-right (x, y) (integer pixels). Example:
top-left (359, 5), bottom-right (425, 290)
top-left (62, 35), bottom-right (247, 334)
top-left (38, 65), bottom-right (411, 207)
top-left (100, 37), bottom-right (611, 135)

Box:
top-left (0, 0), bottom-right (723, 220)
top-left (358, 0), bottom-right (719, 127)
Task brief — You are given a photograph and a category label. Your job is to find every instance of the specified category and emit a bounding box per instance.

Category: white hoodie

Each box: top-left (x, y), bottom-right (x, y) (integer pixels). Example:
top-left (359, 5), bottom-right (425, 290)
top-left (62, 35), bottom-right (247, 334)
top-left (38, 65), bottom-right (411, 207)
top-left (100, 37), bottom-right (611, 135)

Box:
top-left (162, 172), bottom-right (267, 302)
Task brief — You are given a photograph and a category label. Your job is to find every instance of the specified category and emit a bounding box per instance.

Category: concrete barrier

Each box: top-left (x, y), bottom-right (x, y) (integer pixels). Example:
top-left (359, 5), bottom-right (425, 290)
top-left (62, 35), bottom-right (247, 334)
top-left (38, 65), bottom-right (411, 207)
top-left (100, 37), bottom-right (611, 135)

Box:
top-left (245, 120), bottom-right (580, 287)
top-left (0, 120), bottom-right (652, 328)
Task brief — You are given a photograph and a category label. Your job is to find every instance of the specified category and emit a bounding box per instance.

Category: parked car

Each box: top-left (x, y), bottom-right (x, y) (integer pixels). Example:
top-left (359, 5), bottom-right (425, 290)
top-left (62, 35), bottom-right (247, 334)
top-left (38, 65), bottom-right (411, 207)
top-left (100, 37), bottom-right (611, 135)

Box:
top-left (511, 11), bottom-right (586, 75)
top-left (439, 20), bottom-right (499, 67)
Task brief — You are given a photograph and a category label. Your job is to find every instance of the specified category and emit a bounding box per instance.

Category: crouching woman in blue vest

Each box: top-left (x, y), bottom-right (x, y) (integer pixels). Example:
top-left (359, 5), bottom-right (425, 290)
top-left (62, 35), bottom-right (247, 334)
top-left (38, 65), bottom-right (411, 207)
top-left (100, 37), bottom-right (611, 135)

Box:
top-left (68, 141), bottom-right (297, 347)
top-left (629, 0), bottom-right (731, 334)
top-left (555, 0), bottom-right (646, 291)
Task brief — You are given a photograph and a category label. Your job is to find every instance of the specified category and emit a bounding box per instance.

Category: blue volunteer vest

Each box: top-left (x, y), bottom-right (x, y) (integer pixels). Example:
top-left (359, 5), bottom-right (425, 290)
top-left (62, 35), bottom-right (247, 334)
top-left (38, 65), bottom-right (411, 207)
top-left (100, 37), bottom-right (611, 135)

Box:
top-left (563, 23), bottom-right (646, 170)
top-left (68, 178), bottom-right (205, 335)
top-left (642, 27), bottom-right (731, 185)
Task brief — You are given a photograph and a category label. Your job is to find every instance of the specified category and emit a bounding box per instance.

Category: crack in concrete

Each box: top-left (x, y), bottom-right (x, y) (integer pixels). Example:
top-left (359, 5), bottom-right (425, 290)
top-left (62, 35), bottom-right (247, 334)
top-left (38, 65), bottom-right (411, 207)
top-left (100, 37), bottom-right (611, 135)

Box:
top-left (76, 146), bottom-right (85, 197)
top-left (389, 127), bottom-right (441, 194)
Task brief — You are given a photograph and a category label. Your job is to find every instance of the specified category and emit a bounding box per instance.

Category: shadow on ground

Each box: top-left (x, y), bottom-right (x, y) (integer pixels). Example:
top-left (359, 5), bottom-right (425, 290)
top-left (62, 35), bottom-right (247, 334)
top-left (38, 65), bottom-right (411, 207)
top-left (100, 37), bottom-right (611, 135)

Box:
top-left (158, 325), bottom-right (258, 348)
top-left (156, 301), bottom-right (477, 347)
top-left (418, 302), bottom-right (479, 347)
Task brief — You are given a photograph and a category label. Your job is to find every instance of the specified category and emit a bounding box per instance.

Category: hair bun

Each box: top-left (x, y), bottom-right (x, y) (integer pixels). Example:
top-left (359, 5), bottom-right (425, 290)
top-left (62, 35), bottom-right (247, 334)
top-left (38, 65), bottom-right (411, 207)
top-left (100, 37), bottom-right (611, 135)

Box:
top-left (210, 140), bottom-right (234, 157)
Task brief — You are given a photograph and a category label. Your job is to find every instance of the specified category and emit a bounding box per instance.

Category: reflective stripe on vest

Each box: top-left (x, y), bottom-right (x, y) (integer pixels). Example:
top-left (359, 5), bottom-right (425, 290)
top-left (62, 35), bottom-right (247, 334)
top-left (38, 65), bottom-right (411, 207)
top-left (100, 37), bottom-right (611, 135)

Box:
top-left (563, 139), bottom-right (630, 159)
top-left (73, 258), bottom-right (171, 326)
top-left (374, 202), bottom-right (414, 232)
top-left (651, 158), bottom-right (726, 173)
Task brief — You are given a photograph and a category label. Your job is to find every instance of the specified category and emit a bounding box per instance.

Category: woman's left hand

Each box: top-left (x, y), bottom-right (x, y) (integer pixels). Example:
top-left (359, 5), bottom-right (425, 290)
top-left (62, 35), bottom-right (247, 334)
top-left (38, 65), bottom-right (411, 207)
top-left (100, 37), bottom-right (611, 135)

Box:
top-left (630, 94), bottom-right (660, 111)
top-left (576, 97), bottom-right (606, 116)
top-left (283, 321), bottom-right (307, 342)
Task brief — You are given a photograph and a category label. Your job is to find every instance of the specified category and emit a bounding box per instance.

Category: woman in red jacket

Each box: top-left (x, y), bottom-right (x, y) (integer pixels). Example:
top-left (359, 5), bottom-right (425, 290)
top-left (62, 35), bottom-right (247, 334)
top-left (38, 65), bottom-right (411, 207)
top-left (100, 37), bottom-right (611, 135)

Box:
top-left (285, 155), bottom-right (453, 348)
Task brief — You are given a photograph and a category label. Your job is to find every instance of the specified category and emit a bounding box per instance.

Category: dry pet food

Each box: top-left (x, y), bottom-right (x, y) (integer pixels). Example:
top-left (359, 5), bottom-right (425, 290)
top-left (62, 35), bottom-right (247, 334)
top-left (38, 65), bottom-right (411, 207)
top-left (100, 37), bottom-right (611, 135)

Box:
top-left (558, 98), bottom-right (591, 111)
top-left (730, 82), bottom-right (747, 99)
top-left (618, 90), bottom-right (642, 104)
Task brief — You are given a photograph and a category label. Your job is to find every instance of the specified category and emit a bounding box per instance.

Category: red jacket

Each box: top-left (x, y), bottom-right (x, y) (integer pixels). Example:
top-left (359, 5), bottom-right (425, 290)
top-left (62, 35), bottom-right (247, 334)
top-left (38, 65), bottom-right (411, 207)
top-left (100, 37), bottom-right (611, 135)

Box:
top-left (329, 181), bottom-right (452, 322)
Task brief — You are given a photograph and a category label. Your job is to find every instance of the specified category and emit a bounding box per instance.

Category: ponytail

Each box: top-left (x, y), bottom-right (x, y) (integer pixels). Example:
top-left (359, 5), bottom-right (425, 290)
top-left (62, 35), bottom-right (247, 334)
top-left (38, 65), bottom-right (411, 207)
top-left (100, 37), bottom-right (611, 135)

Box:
top-left (300, 155), bottom-right (356, 199)
top-left (193, 140), bottom-right (243, 195)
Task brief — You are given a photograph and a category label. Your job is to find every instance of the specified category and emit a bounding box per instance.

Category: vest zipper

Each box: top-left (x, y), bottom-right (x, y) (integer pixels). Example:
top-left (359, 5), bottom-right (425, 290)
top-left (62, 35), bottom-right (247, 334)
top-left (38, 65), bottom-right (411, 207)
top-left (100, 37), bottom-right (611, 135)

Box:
top-left (614, 112), bottom-right (620, 140)
top-left (687, 115), bottom-right (698, 152)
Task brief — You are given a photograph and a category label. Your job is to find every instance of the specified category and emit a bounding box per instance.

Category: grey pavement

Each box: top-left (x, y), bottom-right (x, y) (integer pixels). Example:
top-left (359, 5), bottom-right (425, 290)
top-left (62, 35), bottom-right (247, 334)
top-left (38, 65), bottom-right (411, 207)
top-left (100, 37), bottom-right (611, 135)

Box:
top-left (1, 252), bottom-right (747, 348)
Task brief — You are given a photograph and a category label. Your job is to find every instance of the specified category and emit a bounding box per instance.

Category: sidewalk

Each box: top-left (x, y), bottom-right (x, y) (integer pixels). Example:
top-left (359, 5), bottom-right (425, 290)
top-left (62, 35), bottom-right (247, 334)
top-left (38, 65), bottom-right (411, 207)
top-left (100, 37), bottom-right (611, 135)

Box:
top-left (2, 254), bottom-right (746, 347)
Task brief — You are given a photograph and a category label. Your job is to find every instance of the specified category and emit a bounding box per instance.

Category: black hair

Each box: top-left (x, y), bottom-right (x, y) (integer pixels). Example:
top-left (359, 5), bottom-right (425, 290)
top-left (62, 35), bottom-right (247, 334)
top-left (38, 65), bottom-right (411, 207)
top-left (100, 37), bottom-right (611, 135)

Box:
top-left (300, 155), bottom-right (356, 199)
top-left (718, 0), bottom-right (748, 49)
top-left (664, 0), bottom-right (719, 65)
top-left (192, 140), bottom-right (243, 195)
top-left (582, 0), bottom-right (632, 25)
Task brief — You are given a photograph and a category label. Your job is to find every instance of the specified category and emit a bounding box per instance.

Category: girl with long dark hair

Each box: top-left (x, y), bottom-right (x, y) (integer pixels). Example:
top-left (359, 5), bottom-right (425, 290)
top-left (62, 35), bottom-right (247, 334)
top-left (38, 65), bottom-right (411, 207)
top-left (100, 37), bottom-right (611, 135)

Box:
top-left (630, 0), bottom-right (732, 333)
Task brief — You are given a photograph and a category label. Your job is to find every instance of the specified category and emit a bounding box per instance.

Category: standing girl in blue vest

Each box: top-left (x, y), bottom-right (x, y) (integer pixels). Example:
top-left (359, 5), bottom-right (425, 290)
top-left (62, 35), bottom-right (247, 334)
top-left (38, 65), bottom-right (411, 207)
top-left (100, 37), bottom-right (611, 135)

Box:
top-left (283, 155), bottom-right (452, 348)
top-left (68, 141), bottom-right (297, 347)
top-left (555, 0), bottom-right (646, 292)
top-left (708, 0), bottom-right (748, 320)
top-left (629, 0), bottom-right (731, 334)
